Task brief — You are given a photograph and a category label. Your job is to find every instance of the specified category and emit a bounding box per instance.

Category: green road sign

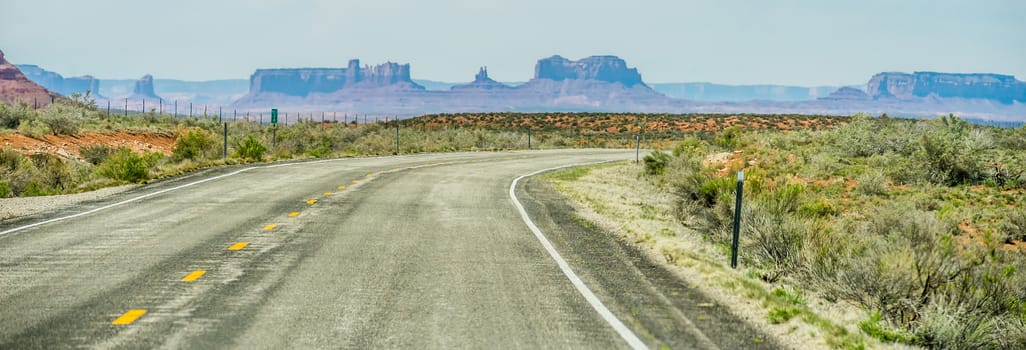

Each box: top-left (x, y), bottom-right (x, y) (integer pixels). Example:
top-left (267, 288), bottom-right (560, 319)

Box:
top-left (271, 109), bottom-right (278, 124)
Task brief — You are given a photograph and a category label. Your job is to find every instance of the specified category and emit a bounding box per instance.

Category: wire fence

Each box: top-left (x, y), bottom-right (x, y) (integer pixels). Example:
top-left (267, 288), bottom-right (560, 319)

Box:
top-left (95, 98), bottom-right (400, 126)
top-left (90, 98), bottom-right (1026, 129)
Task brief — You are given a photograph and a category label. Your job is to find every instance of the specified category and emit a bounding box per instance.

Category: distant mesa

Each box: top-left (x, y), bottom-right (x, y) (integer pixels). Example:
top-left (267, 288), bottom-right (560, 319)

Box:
top-left (450, 67), bottom-right (511, 90)
top-left (239, 59), bottom-right (424, 102)
top-left (130, 74), bottom-right (162, 100)
top-left (17, 64), bottom-right (101, 98)
top-left (867, 72), bottom-right (1026, 103)
top-left (818, 87), bottom-right (869, 101)
top-left (0, 49), bottom-right (62, 107)
top-left (533, 55), bottom-right (646, 87)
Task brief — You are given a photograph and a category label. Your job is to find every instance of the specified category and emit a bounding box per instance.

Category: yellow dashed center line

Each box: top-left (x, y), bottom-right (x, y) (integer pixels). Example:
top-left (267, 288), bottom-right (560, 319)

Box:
top-left (288, 211), bottom-right (300, 217)
top-left (264, 224), bottom-right (277, 231)
top-left (182, 270), bottom-right (206, 282)
top-left (324, 192), bottom-right (333, 196)
top-left (112, 309), bottom-right (147, 325)
top-left (306, 199), bottom-right (318, 205)
top-left (366, 173), bottom-right (373, 177)
top-left (351, 180), bottom-right (359, 184)
top-left (227, 242), bottom-right (249, 251)
top-left (337, 185), bottom-right (346, 190)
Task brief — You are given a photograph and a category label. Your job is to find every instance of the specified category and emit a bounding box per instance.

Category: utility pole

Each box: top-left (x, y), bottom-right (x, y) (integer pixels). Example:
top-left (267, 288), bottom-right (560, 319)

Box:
top-left (174, 100), bottom-right (177, 118)
top-left (124, 98), bottom-right (128, 116)
top-left (106, 100), bottom-right (110, 118)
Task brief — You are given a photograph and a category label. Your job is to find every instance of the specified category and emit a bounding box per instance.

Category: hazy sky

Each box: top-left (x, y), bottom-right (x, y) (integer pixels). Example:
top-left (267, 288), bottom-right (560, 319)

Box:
top-left (2, 0), bottom-right (1023, 86)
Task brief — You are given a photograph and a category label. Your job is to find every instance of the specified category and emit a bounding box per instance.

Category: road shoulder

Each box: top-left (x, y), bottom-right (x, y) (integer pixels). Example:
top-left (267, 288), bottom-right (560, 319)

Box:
top-left (517, 173), bottom-right (781, 349)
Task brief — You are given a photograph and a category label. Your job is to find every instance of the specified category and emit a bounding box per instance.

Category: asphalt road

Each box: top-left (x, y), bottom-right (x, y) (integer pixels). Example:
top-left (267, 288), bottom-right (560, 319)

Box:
top-left (0, 149), bottom-right (776, 349)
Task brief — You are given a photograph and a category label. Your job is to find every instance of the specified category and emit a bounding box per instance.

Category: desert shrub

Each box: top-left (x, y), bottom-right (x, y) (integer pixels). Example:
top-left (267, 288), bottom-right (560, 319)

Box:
top-left (97, 147), bottom-right (154, 183)
top-left (859, 310), bottom-right (916, 343)
top-left (998, 208), bottom-right (1026, 244)
top-left (643, 150), bottom-right (670, 175)
top-left (172, 128), bottom-right (217, 161)
top-left (80, 144), bottom-right (113, 165)
top-left (915, 116), bottom-right (987, 185)
top-left (742, 202), bottom-right (808, 280)
top-left (0, 101), bottom-right (34, 129)
top-left (233, 135), bottom-right (266, 161)
top-left (715, 126), bottom-right (742, 150)
top-left (856, 170), bottom-right (890, 196)
top-left (37, 103), bottom-right (82, 135)
top-left (29, 153), bottom-right (74, 192)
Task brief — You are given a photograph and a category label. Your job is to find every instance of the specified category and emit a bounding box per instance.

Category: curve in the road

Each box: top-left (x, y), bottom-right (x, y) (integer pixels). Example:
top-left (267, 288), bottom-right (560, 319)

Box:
top-left (509, 162), bottom-right (648, 350)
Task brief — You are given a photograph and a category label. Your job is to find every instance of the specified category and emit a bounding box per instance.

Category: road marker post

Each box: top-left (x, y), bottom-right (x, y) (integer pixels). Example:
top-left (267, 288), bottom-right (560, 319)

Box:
top-left (271, 108), bottom-right (278, 146)
top-left (528, 128), bottom-right (532, 149)
top-left (223, 122), bottom-right (228, 159)
top-left (395, 123), bottom-right (400, 155)
top-left (635, 135), bottom-right (640, 163)
top-left (731, 171), bottom-right (744, 269)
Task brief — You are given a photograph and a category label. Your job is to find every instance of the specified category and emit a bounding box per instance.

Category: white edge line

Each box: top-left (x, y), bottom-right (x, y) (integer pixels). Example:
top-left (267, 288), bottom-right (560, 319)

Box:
top-left (0, 157), bottom-right (349, 238)
top-left (509, 160), bottom-right (648, 350)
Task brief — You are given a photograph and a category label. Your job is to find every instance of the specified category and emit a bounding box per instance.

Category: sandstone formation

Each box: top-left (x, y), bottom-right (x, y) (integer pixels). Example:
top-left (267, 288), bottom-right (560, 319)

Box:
top-left (0, 50), bottom-right (62, 107)
top-left (240, 59), bottom-right (424, 102)
top-left (532, 55), bottom-right (645, 87)
top-left (129, 74), bottom-right (162, 100)
top-left (450, 67), bottom-right (511, 90)
top-left (868, 72), bottom-right (1026, 103)
top-left (818, 87), bottom-right (869, 101)
top-left (17, 64), bottom-right (101, 97)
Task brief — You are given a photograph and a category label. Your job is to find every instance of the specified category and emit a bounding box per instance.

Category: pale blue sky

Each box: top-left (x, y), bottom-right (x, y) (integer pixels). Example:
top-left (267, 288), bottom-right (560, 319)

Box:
top-left (1, 0), bottom-right (1023, 86)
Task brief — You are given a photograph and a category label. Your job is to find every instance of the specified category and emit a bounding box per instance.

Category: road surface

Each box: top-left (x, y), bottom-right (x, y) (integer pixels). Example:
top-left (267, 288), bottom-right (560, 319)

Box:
top-left (0, 150), bottom-right (775, 349)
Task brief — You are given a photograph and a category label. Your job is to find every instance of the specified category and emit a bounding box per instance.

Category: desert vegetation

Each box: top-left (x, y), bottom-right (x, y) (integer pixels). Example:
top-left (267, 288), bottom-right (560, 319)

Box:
top-left (1, 96), bottom-right (850, 198)
top-left (640, 114), bottom-right (1026, 348)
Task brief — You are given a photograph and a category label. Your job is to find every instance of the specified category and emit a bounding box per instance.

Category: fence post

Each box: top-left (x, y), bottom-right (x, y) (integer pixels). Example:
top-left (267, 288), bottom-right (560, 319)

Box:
top-left (731, 171), bottom-right (744, 269)
top-left (395, 123), bottom-right (400, 155)
top-left (223, 122), bottom-right (228, 159)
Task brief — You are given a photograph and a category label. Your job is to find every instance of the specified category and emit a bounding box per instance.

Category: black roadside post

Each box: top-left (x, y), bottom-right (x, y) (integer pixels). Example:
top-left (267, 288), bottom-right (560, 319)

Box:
top-left (106, 100), bottom-right (110, 118)
top-left (395, 123), bottom-right (400, 155)
top-left (528, 128), bottom-right (532, 149)
top-left (730, 171), bottom-right (744, 269)
top-left (635, 135), bottom-right (640, 163)
top-left (174, 100), bottom-right (177, 118)
top-left (223, 122), bottom-right (228, 159)
top-left (142, 99), bottom-right (145, 114)
top-left (124, 98), bottom-right (128, 117)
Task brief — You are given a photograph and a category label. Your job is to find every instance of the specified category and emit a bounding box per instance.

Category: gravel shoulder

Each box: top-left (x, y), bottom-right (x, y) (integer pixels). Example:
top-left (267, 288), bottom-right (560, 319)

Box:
top-left (0, 184), bottom-right (139, 221)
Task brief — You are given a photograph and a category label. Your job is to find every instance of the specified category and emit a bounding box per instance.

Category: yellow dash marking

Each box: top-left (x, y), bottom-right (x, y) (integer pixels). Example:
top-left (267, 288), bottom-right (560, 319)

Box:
top-left (182, 270), bottom-right (206, 282)
top-left (324, 192), bottom-right (333, 196)
top-left (351, 180), bottom-right (359, 184)
top-left (366, 173), bottom-right (373, 177)
top-left (288, 211), bottom-right (300, 217)
top-left (112, 309), bottom-right (147, 325)
top-left (306, 199), bottom-right (318, 205)
top-left (337, 185), bottom-right (346, 190)
top-left (228, 242), bottom-right (249, 251)
top-left (264, 224), bottom-right (277, 230)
